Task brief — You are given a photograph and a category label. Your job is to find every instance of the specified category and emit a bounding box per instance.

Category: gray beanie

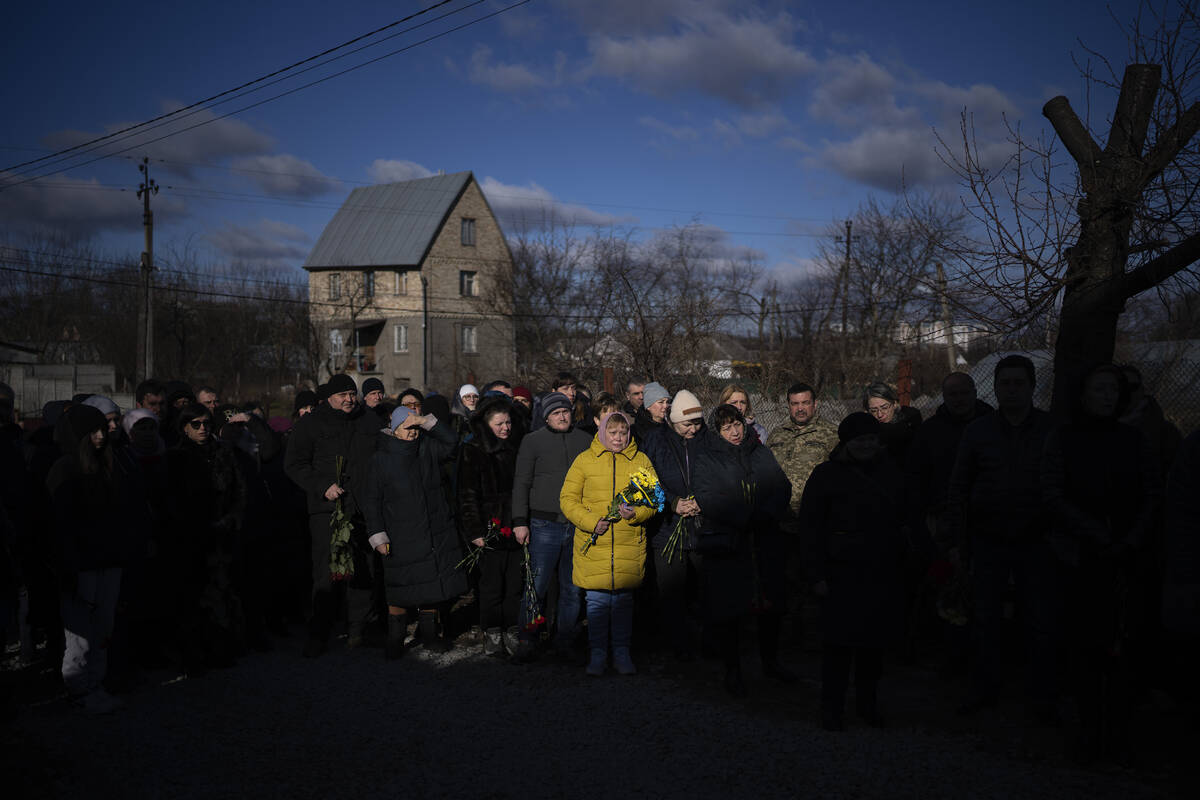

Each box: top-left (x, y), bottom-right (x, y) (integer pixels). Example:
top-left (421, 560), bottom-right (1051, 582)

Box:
top-left (642, 382), bottom-right (669, 407)
top-left (541, 391), bottom-right (572, 419)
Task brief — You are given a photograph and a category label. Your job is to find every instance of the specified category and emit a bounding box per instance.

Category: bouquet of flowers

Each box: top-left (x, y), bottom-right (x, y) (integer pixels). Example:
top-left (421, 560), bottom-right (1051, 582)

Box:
top-left (581, 468), bottom-right (665, 554)
top-left (456, 516), bottom-right (513, 571)
top-left (521, 545), bottom-right (545, 633)
top-left (329, 455), bottom-right (355, 581)
top-left (660, 496), bottom-right (695, 564)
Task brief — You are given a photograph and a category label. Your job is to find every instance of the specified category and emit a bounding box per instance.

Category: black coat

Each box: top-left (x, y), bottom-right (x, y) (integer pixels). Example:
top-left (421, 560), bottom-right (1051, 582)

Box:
top-left (456, 420), bottom-right (521, 550)
top-left (691, 430), bottom-right (792, 622)
top-left (283, 402), bottom-right (376, 517)
top-left (46, 447), bottom-right (147, 574)
top-left (363, 422), bottom-right (468, 607)
top-left (905, 399), bottom-right (993, 546)
top-left (800, 451), bottom-right (907, 647)
top-left (642, 423), bottom-right (706, 548)
top-left (878, 405), bottom-right (923, 463)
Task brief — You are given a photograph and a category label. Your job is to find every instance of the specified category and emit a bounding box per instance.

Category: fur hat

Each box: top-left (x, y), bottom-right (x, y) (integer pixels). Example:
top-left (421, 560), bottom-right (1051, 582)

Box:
top-left (668, 389), bottom-right (703, 423)
top-left (642, 382), bottom-right (669, 407)
top-left (293, 390), bottom-right (318, 413)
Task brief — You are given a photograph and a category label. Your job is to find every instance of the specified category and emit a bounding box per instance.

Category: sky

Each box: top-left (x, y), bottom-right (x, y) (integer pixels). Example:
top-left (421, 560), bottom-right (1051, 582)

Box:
top-left (0, 0), bottom-right (1147, 285)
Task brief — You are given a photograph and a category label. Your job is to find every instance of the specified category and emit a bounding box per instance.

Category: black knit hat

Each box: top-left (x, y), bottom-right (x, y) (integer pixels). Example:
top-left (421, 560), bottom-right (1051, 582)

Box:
top-left (362, 377), bottom-right (385, 395)
top-left (294, 390), bottom-right (318, 413)
top-left (838, 411), bottom-right (881, 443)
top-left (326, 374), bottom-right (357, 396)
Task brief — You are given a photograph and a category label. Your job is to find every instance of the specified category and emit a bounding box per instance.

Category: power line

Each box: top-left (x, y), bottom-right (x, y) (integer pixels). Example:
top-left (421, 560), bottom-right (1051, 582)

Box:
top-left (0, 0), bottom-right (463, 175)
top-left (0, 0), bottom-right (531, 191)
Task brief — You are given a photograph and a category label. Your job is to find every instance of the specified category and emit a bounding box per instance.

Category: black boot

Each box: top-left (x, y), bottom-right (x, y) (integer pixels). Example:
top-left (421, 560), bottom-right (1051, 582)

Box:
top-left (385, 613), bottom-right (407, 661)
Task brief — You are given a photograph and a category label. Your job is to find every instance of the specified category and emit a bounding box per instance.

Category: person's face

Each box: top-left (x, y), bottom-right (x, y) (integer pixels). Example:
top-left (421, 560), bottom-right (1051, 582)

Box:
top-left (1082, 372), bottom-right (1121, 418)
top-left (788, 391), bottom-right (816, 426)
top-left (546, 408), bottom-right (572, 432)
top-left (719, 419), bottom-right (745, 446)
top-left (197, 391), bottom-right (218, 412)
top-left (394, 418), bottom-right (422, 442)
top-left (139, 393), bottom-right (164, 418)
top-left (89, 428), bottom-right (106, 449)
top-left (461, 393), bottom-right (479, 411)
top-left (866, 397), bottom-right (897, 424)
top-left (364, 390), bottom-right (385, 408)
top-left (328, 390), bottom-right (357, 413)
top-left (673, 418), bottom-right (701, 439)
top-left (605, 422), bottom-right (630, 452)
top-left (173, 396), bottom-right (191, 410)
top-left (185, 416), bottom-right (211, 444)
top-left (994, 368), bottom-right (1034, 414)
top-left (627, 383), bottom-right (645, 409)
top-left (400, 395), bottom-right (422, 414)
top-left (104, 413), bottom-right (119, 433)
top-left (487, 411), bottom-right (512, 440)
top-left (297, 405), bottom-right (314, 417)
top-left (513, 395), bottom-right (532, 410)
top-left (942, 376), bottom-right (977, 418)
top-left (555, 384), bottom-right (577, 403)
top-left (727, 391), bottom-right (749, 417)
top-left (647, 397), bottom-right (670, 423)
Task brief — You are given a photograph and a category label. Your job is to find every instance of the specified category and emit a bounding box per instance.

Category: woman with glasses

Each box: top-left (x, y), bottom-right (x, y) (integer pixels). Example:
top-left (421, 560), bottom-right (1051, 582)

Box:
top-left (861, 382), bottom-right (922, 463)
top-left (167, 403), bottom-right (248, 672)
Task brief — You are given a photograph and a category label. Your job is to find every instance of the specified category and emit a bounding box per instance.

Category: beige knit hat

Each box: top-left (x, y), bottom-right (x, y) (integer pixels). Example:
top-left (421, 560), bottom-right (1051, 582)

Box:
top-left (669, 389), bottom-right (703, 423)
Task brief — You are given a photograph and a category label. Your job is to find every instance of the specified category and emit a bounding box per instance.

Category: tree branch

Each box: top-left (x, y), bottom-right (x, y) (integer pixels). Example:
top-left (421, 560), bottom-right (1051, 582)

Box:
top-left (1105, 63), bottom-right (1161, 158)
top-left (1141, 99), bottom-right (1200, 186)
top-left (1043, 96), bottom-right (1103, 170)
top-left (1122, 230), bottom-right (1200, 299)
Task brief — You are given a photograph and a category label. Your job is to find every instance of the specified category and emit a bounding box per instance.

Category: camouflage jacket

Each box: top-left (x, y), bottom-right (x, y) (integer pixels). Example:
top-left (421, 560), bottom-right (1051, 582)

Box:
top-left (766, 416), bottom-right (839, 522)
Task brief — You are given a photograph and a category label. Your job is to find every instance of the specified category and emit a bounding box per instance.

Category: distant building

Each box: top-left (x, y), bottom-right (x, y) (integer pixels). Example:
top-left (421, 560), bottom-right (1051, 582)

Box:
top-left (303, 171), bottom-right (516, 394)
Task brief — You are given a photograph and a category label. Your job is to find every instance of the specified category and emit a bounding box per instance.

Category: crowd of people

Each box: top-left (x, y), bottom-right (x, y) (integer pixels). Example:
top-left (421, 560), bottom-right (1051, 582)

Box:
top-left (0, 360), bottom-right (1197, 766)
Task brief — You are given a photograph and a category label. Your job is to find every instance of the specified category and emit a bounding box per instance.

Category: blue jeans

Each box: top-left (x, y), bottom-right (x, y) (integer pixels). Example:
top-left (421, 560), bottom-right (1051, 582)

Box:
top-left (585, 590), bottom-right (634, 652)
top-left (524, 519), bottom-right (582, 644)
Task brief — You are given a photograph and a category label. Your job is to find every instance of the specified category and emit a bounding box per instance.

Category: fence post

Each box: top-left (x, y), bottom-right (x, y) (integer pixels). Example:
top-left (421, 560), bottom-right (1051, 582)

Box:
top-left (897, 358), bottom-right (912, 406)
top-left (603, 366), bottom-right (614, 395)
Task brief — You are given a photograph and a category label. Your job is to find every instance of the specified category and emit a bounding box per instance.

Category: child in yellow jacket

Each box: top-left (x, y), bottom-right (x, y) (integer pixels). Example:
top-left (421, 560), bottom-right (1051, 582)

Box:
top-left (559, 411), bottom-right (658, 676)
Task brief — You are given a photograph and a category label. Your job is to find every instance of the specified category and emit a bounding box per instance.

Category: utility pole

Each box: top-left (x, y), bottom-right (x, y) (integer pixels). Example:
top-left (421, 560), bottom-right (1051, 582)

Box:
top-left (834, 220), bottom-right (856, 396)
top-left (136, 158), bottom-right (159, 383)
top-left (936, 262), bottom-right (958, 371)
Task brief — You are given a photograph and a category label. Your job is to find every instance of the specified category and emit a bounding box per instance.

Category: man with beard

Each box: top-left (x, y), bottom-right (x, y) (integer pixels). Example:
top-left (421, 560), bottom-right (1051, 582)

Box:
top-left (284, 374), bottom-right (377, 657)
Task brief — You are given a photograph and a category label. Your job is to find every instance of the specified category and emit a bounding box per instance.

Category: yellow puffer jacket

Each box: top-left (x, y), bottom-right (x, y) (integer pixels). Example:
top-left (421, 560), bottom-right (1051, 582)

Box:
top-left (560, 435), bottom-right (659, 591)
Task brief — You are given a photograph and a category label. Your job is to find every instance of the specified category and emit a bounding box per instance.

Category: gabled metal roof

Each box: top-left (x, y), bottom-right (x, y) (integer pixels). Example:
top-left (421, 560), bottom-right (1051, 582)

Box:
top-left (303, 171), bottom-right (472, 269)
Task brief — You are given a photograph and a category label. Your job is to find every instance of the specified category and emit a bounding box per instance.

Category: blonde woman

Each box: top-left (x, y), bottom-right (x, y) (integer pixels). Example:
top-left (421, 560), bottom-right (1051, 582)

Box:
top-left (718, 384), bottom-right (768, 443)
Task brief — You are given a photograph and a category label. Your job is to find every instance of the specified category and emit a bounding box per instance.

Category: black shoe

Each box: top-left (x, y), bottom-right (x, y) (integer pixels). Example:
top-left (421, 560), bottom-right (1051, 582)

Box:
top-left (723, 668), bottom-right (747, 697)
top-left (301, 637), bottom-right (328, 659)
top-left (385, 614), bottom-right (407, 661)
top-left (762, 660), bottom-right (798, 684)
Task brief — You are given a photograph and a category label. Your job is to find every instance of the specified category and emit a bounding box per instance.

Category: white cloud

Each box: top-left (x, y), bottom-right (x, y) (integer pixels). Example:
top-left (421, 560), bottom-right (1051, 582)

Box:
top-left (468, 45), bottom-right (550, 92)
top-left (207, 218), bottom-right (311, 268)
top-left (231, 154), bottom-right (336, 198)
top-left (366, 159), bottom-right (434, 184)
top-left (639, 116), bottom-right (699, 141)
top-left (583, 12), bottom-right (815, 107)
top-left (814, 127), bottom-right (951, 191)
top-left (479, 176), bottom-right (626, 229)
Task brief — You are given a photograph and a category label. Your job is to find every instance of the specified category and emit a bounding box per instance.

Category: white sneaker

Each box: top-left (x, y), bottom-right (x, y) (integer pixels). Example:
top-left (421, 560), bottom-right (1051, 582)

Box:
top-left (81, 688), bottom-right (123, 715)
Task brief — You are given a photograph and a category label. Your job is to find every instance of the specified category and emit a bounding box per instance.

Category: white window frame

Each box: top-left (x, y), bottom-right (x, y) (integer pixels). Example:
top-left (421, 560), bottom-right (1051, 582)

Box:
top-left (462, 324), bottom-right (478, 354)
top-left (393, 323), bottom-right (409, 353)
top-left (330, 328), bottom-right (345, 357)
top-left (459, 270), bottom-right (477, 297)
top-left (394, 270), bottom-right (408, 295)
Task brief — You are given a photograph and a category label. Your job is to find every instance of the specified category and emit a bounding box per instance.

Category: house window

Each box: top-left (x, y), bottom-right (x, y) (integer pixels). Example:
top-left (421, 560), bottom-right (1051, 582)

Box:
top-left (328, 272), bottom-right (341, 301)
top-left (462, 325), bottom-right (478, 354)
top-left (329, 328), bottom-right (345, 357)
top-left (393, 270), bottom-right (408, 295)
top-left (364, 270), bottom-right (375, 298)
top-left (459, 270), bottom-right (477, 297)
top-left (461, 218), bottom-right (476, 246)
top-left (393, 324), bottom-right (409, 353)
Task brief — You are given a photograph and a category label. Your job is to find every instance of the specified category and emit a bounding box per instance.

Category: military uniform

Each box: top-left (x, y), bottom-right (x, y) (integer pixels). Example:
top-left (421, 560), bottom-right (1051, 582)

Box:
top-left (767, 416), bottom-right (839, 524)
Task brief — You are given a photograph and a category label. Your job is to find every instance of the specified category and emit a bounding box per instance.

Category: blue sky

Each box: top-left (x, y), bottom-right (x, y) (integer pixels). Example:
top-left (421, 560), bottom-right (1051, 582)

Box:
top-left (0, 0), bottom-right (1142, 283)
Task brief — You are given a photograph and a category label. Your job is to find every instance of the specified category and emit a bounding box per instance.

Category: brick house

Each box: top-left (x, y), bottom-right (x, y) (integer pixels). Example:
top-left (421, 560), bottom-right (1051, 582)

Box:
top-left (303, 171), bottom-right (516, 394)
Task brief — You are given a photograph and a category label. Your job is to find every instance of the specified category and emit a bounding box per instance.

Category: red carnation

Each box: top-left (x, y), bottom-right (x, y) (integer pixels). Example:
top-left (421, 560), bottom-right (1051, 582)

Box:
top-left (501, 526), bottom-right (513, 537)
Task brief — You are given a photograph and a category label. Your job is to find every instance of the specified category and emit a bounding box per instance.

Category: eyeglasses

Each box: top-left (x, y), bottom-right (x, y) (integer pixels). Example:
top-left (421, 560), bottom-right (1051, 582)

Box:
top-left (401, 400), bottom-right (421, 409)
top-left (867, 402), bottom-right (894, 417)
top-left (188, 419), bottom-right (211, 429)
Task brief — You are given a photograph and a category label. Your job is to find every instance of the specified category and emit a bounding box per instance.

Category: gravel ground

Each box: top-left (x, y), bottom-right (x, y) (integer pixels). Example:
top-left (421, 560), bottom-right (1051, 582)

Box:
top-left (2, 627), bottom-right (1188, 800)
